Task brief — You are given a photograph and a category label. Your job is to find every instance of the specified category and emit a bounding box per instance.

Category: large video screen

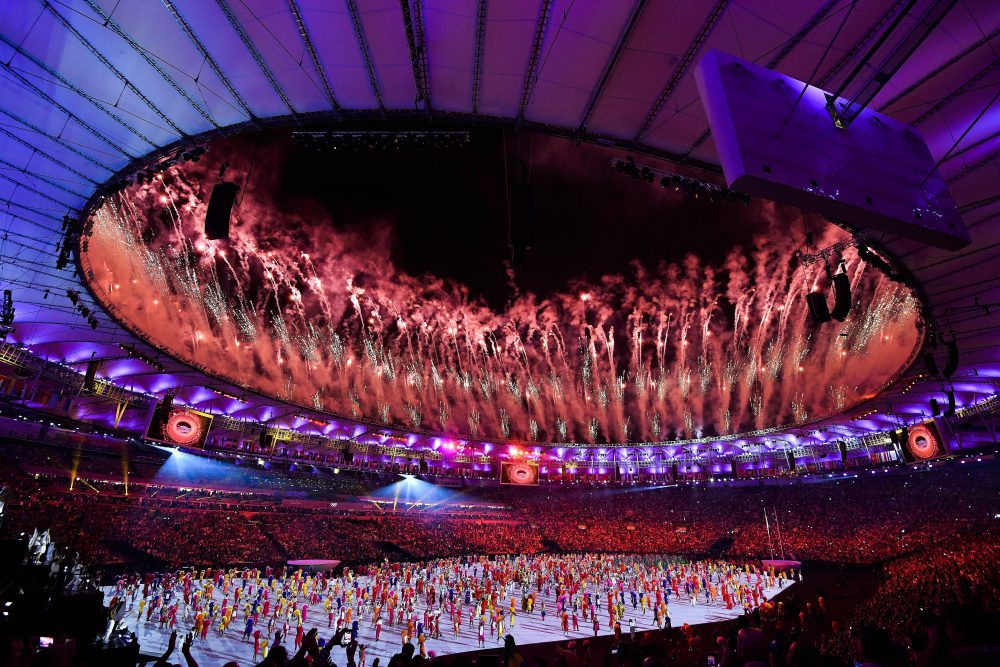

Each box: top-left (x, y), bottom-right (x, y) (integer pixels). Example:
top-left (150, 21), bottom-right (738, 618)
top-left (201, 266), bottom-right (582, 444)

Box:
top-left (902, 420), bottom-right (948, 462)
top-left (499, 461), bottom-right (539, 486)
top-left (145, 402), bottom-right (213, 448)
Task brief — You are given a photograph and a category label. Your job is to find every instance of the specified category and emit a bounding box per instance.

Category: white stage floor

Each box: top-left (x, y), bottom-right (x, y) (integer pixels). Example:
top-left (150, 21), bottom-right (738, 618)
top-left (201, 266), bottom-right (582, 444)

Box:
top-left (106, 571), bottom-right (795, 665)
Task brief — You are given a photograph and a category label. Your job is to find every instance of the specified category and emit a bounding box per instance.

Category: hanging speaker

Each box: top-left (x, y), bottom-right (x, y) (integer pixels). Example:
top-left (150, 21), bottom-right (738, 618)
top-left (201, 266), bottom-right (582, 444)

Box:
top-left (942, 339), bottom-right (959, 378)
top-left (837, 439), bottom-right (847, 465)
top-left (945, 389), bottom-right (956, 417)
top-left (929, 398), bottom-right (941, 417)
top-left (805, 291), bottom-right (831, 323)
top-left (205, 181), bottom-right (240, 240)
top-left (923, 352), bottom-right (940, 377)
top-left (84, 359), bottom-right (99, 391)
top-left (784, 451), bottom-right (795, 471)
top-left (830, 272), bottom-right (852, 321)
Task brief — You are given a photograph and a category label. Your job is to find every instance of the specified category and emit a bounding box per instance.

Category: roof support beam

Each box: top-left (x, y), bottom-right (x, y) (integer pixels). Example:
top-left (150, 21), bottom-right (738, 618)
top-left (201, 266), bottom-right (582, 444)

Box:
top-left (412, 0), bottom-right (430, 107)
top-left (287, 0), bottom-right (341, 113)
top-left (879, 28), bottom-right (998, 111)
top-left (912, 57), bottom-right (1000, 126)
top-left (0, 200), bottom-right (64, 224)
top-left (687, 0), bottom-right (845, 151)
top-left (345, 0), bottom-right (385, 110)
top-left (471, 0), bottom-right (488, 114)
top-left (0, 126), bottom-right (102, 186)
top-left (0, 172), bottom-right (75, 210)
top-left (399, 0), bottom-right (431, 110)
top-left (0, 34), bottom-right (160, 149)
top-left (818, 0), bottom-right (909, 88)
top-left (0, 157), bottom-right (89, 199)
top-left (828, 0), bottom-right (959, 128)
top-left (635, 0), bottom-right (727, 142)
top-left (950, 129), bottom-right (1000, 162)
top-left (0, 107), bottom-right (117, 172)
top-left (214, 0), bottom-right (298, 117)
top-left (765, 0), bottom-right (840, 70)
top-left (43, 1), bottom-right (188, 137)
top-left (161, 0), bottom-right (258, 122)
top-left (958, 194), bottom-right (1000, 215)
top-left (3, 62), bottom-right (136, 160)
top-left (82, 0), bottom-right (221, 130)
top-left (946, 147), bottom-right (1000, 185)
top-left (577, 0), bottom-right (647, 133)
top-left (517, 0), bottom-right (553, 123)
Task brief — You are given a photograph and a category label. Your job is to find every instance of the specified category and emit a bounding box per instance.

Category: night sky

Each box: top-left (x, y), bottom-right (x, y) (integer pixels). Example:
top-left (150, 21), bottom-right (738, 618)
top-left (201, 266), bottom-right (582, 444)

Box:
top-left (260, 128), bottom-right (778, 310)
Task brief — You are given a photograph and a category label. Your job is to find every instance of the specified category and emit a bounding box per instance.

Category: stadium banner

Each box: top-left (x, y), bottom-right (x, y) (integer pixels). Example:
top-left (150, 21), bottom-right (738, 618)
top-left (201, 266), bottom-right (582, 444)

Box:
top-left (144, 402), bottom-right (214, 448)
top-left (901, 419), bottom-right (949, 462)
top-left (499, 461), bottom-right (540, 486)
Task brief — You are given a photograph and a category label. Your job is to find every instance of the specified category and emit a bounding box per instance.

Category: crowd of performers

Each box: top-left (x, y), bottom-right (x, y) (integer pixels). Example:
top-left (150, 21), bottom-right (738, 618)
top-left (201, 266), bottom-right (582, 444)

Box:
top-left (105, 554), bottom-right (796, 663)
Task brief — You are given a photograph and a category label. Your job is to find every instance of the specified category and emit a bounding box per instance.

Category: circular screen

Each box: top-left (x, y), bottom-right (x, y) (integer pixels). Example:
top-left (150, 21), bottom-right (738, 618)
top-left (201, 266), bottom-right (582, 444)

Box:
top-left (507, 463), bottom-right (538, 485)
top-left (165, 409), bottom-right (205, 446)
top-left (907, 423), bottom-right (940, 460)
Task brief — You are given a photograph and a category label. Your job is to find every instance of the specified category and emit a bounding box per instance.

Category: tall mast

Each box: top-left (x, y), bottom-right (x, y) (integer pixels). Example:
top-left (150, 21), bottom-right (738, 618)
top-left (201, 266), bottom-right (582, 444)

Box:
top-left (773, 507), bottom-right (786, 560)
top-left (764, 505), bottom-right (774, 560)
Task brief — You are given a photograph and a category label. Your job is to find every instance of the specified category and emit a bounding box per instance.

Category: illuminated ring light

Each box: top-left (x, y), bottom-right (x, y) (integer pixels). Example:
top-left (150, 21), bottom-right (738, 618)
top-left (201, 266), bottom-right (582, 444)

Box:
top-left (906, 423), bottom-right (939, 460)
top-left (508, 463), bottom-right (537, 485)
top-left (165, 409), bottom-right (204, 446)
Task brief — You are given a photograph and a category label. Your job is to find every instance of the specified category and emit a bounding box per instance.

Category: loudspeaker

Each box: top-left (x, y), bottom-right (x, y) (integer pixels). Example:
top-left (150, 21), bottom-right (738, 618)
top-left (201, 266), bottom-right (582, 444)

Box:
top-left (830, 272), bottom-right (852, 321)
top-left (945, 389), bottom-right (956, 417)
top-left (929, 398), bottom-right (941, 417)
top-left (419, 457), bottom-right (429, 473)
top-left (837, 439), bottom-right (847, 465)
top-left (84, 359), bottom-right (99, 391)
top-left (942, 340), bottom-right (959, 378)
top-left (205, 181), bottom-right (240, 240)
top-left (805, 291), bottom-right (831, 323)
top-left (509, 183), bottom-right (533, 260)
top-left (785, 451), bottom-right (795, 471)
top-left (258, 429), bottom-right (273, 450)
top-left (923, 352), bottom-right (940, 377)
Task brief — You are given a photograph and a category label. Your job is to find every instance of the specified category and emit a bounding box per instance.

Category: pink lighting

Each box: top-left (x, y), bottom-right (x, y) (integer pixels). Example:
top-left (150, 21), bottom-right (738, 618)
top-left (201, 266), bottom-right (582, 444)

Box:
top-left (82, 139), bottom-right (920, 445)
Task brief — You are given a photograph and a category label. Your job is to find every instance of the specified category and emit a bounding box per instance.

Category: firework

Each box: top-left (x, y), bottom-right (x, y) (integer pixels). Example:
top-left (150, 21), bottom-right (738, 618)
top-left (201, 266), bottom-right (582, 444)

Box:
top-left (83, 158), bottom-right (921, 444)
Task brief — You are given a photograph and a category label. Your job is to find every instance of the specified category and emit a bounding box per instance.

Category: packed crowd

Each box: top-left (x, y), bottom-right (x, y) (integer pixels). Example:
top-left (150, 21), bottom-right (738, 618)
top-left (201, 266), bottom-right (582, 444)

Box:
top-left (1, 446), bottom-right (997, 569)
top-left (818, 535), bottom-right (1000, 664)
top-left (472, 467), bottom-right (998, 563)
top-left (0, 438), bottom-right (997, 667)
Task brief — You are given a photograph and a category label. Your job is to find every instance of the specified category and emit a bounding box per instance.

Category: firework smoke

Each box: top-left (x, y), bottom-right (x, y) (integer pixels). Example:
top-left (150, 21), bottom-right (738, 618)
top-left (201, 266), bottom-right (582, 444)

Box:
top-left (84, 141), bottom-right (920, 444)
